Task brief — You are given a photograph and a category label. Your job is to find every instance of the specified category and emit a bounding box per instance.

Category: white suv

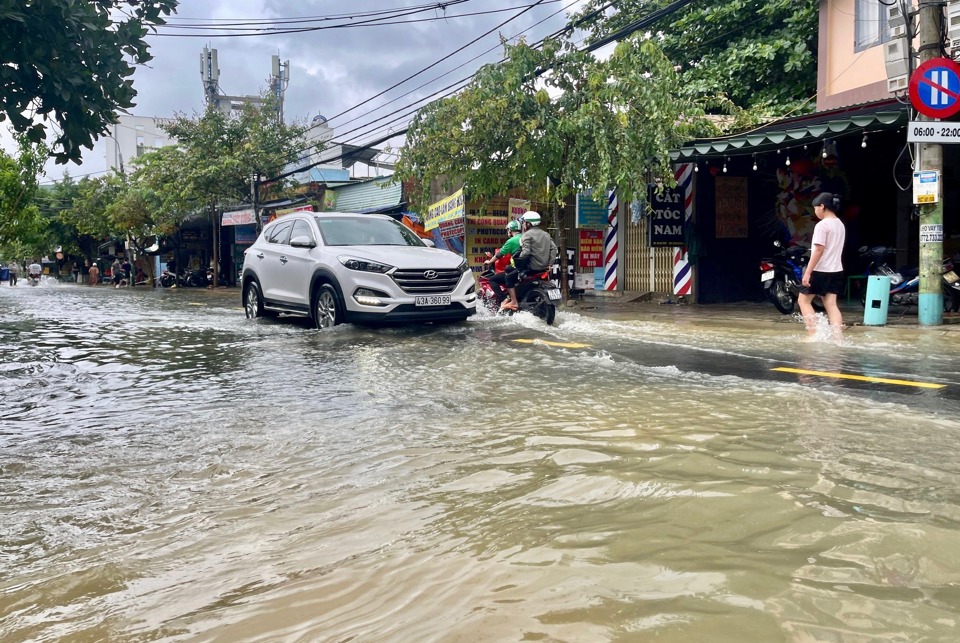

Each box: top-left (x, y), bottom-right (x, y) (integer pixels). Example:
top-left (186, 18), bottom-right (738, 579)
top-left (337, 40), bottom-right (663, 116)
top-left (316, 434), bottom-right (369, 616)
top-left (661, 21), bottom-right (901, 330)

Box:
top-left (241, 212), bottom-right (476, 328)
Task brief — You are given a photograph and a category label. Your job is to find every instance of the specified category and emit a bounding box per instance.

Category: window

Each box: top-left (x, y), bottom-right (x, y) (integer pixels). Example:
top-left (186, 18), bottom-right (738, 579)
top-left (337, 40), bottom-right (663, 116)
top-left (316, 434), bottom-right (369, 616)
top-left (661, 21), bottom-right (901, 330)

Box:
top-left (855, 0), bottom-right (892, 51)
top-left (266, 220), bottom-right (294, 245)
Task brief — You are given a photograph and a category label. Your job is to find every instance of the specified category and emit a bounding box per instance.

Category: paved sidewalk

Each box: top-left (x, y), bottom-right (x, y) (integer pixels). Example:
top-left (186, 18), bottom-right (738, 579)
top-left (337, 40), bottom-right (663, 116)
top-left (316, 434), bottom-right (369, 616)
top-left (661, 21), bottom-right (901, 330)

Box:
top-left (567, 292), bottom-right (960, 332)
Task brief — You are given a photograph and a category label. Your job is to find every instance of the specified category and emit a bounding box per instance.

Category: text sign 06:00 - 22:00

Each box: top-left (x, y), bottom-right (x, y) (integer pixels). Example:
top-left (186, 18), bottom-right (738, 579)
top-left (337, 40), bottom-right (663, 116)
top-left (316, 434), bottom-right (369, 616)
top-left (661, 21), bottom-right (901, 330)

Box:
top-left (907, 121), bottom-right (960, 144)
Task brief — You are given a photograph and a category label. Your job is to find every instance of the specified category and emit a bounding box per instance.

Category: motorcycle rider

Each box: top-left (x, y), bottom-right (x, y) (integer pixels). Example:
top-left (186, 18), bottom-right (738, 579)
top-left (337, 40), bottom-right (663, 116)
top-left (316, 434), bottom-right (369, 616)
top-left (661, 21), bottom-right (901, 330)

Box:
top-left (502, 211), bottom-right (558, 312)
top-left (482, 219), bottom-right (521, 306)
top-left (27, 260), bottom-right (42, 283)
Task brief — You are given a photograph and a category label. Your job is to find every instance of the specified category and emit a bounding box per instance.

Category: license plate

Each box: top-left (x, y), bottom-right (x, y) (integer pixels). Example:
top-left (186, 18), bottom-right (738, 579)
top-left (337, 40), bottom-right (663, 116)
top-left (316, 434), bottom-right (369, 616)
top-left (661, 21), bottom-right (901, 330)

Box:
top-left (945, 270), bottom-right (959, 284)
top-left (761, 269), bottom-right (774, 282)
top-left (547, 288), bottom-right (561, 300)
top-left (415, 295), bottom-right (451, 307)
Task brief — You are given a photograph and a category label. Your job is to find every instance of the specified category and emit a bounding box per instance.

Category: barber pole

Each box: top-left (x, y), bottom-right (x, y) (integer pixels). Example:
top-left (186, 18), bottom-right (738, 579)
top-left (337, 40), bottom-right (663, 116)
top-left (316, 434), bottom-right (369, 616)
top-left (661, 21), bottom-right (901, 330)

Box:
top-left (604, 191), bottom-right (619, 290)
top-left (673, 163), bottom-right (694, 296)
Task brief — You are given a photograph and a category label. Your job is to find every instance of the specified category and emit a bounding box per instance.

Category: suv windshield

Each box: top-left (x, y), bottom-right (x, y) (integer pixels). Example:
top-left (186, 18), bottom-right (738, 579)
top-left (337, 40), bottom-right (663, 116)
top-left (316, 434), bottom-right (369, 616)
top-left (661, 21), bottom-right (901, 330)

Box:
top-left (315, 216), bottom-right (425, 247)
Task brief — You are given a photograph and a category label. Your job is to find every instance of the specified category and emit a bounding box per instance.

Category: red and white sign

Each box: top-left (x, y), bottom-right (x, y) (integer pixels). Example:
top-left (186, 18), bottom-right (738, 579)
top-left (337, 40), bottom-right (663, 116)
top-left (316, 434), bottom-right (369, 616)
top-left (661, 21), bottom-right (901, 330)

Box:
top-left (579, 229), bottom-right (603, 268)
top-left (909, 57), bottom-right (960, 119)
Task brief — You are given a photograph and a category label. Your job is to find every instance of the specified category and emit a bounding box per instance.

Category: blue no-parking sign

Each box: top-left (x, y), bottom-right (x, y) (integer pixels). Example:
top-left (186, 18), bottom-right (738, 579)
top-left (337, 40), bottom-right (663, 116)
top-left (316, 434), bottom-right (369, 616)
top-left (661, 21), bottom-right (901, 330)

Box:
top-left (909, 57), bottom-right (960, 119)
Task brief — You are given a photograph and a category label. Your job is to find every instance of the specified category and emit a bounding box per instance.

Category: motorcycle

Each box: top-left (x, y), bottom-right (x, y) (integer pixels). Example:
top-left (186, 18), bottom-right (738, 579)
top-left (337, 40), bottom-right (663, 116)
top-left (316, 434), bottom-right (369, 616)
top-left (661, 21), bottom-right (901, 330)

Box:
top-left (860, 246), bottom-right (960, 311)
top-left (759, 241), bottom-right (822, 314)
top-left (157, 269), bottom-right (180, 288)
top-left (477, 261), bottom-right (560, 325)
top-left (26, 273), bottom-right (41, 286)
top-left (183, 269), bottom-right (209, 288)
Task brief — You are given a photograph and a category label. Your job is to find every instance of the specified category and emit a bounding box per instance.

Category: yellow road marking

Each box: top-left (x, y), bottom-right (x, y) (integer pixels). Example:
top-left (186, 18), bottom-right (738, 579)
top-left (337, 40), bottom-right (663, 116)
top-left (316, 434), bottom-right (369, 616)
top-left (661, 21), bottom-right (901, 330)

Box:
top-left (513, 338), bottom-right (591, 349)
top-left (772, 367), bottom-right (945, 389)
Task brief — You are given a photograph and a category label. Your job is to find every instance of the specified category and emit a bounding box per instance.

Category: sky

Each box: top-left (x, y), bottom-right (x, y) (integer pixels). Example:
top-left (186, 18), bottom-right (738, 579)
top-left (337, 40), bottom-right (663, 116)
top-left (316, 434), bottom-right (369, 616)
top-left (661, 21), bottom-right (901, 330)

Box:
top-left (19, 0), bottom-right (603, 185)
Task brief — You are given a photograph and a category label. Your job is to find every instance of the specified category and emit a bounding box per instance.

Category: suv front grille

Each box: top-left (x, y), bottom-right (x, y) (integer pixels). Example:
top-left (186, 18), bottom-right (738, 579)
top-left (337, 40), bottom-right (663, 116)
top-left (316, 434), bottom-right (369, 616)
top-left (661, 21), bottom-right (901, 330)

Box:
top-left (392, 268), bottom-right (462, 294)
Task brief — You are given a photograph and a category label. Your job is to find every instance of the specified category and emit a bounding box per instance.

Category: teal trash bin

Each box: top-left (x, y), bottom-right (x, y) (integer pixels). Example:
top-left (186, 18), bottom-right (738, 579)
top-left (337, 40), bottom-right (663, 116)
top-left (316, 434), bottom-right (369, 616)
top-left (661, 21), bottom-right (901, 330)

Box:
top-left (863, 275), bottom-right (891, 326)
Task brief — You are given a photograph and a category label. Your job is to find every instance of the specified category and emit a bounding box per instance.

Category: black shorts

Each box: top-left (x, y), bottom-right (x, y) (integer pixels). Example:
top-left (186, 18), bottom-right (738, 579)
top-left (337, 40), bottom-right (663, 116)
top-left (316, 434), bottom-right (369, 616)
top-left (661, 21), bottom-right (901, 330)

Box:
top-left (801, 271), bottom-right (844, 296)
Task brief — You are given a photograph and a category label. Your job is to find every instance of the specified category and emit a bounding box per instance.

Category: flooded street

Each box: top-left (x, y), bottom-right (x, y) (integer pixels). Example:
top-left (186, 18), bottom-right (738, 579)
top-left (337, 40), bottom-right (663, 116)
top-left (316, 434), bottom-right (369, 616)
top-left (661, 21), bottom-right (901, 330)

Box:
top-left (2, 283), bottom-right (960, 642)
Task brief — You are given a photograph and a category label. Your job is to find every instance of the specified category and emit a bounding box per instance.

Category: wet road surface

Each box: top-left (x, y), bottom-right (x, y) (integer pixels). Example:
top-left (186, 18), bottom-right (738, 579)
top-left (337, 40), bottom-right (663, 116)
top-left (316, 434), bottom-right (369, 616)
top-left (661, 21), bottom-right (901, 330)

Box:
top-left (2, 282), bottom-right (959, 642)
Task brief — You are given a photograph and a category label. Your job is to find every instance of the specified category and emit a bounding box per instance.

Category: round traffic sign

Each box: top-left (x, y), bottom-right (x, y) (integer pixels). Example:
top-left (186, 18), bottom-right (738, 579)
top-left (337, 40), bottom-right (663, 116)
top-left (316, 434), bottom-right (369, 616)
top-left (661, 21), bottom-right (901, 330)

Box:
top-left (909, 57), bottom-right (960, 119)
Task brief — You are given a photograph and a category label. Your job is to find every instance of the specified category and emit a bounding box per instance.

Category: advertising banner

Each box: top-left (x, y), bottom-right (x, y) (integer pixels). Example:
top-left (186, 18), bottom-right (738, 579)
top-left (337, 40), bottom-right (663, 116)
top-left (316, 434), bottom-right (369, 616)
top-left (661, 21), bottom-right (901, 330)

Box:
top-left (222, 209), bottom-right (256, 226)
top-left (438, 218), bottom-right (465, 240)
top-left (425, 188), bottom-right (465, 231)
top-left (466, 225), bottom-right (509, 274)
top-left (648, 184), bottom-right (685, 247)
top-left (579, 229), bottom-right (604, 267)
top-left (508, 197), bottom-right (530, 221)
top-left (276, 204), bottom-right (314, 217)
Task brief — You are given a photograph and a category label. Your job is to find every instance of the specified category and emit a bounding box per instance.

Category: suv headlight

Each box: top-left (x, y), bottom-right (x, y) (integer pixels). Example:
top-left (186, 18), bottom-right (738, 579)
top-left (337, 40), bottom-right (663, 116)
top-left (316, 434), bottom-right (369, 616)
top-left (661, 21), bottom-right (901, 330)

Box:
top-left (338, 256), bottom-right (394, 274)
top-left (458, 261), bottom-right (469, 274)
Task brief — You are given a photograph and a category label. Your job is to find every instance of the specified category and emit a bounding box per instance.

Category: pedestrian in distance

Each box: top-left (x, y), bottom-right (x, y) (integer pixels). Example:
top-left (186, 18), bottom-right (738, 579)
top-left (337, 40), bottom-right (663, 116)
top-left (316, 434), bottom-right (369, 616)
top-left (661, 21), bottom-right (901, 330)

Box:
top-left (88, 262), bottom-right (100, 286)
top-left (8, 261), bottom-right (18, 286)
top-left (800, 192), bottom-right (846, 343)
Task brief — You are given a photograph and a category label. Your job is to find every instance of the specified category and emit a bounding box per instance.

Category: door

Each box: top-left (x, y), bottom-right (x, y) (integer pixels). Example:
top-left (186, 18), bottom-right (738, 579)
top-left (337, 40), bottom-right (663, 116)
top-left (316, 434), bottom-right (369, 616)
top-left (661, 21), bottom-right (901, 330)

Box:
top-left (257, 219), bottom-right (294, 301)
top-left (274, 218), bottom-right (318, 305)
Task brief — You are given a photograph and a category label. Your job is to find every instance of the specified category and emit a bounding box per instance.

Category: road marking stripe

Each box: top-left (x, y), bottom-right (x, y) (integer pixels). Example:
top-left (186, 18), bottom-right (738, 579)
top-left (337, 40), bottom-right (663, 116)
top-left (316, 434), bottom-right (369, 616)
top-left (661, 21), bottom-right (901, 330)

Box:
top-left (513, 339), bottom-right (591, 349)
top-left (772, 367), bottom-right (946, 389)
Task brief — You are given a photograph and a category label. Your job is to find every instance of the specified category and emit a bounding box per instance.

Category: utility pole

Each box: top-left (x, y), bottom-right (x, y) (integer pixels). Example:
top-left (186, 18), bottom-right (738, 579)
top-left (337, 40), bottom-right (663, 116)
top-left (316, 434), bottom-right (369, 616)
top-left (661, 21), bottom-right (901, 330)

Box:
top-left (916, 0), bottom-right (945, 325)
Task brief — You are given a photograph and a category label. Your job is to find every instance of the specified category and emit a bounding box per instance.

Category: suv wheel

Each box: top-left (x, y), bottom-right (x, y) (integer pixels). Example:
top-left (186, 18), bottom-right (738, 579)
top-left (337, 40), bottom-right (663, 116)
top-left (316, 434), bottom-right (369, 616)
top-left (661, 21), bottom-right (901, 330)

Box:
top-left (313, 284), bottom-right (341, 329)
top-left (244, 281), bottom-right (269, 319)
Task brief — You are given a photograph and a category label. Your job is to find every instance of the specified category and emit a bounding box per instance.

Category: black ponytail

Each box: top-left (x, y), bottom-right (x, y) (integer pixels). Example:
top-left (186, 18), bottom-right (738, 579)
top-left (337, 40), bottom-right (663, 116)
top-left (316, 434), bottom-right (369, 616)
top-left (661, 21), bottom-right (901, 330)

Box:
top-left (812, 192), bottom-right (842, 214)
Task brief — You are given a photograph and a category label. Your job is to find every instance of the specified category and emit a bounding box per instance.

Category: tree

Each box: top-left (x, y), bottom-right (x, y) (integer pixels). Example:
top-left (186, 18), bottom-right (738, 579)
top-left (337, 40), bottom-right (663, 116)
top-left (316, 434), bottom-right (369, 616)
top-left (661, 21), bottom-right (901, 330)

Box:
top-left (0, 0), bottom-right (178, 164)
top-left (574, 0), bottom-right (818, 124)
top-left (0, 133), bottom-right (46, 256)
top-left (148, 99), bottom-right (307, 286)
top-left (397, 37), bottom-right (715, 297)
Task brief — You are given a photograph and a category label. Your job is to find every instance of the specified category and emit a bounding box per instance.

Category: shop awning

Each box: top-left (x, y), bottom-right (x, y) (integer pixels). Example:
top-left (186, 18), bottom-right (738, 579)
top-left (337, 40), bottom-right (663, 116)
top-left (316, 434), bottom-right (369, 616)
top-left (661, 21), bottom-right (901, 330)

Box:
top-left (670, 100), bottom-right (908, 161)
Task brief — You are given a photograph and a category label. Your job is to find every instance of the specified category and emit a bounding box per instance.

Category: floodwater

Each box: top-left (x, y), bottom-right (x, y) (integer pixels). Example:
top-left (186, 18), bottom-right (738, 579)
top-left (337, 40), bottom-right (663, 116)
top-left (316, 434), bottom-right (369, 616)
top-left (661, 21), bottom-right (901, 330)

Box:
top-left (2, 282), bottom-right (960, 642)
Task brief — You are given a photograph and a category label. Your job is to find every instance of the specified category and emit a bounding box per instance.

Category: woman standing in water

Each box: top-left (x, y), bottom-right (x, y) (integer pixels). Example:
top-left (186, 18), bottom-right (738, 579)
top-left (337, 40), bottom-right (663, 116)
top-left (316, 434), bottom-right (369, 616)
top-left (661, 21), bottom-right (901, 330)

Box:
top-left (800, 192), bottom-right (846, 342)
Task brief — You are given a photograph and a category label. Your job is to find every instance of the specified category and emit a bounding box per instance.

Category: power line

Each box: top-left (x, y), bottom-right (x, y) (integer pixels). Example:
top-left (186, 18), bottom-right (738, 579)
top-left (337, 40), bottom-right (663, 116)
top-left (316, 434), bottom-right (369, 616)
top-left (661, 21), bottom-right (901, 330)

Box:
top-left (324, 0), bottom-right (550, 124)
top-left (268, 0), bottom-right (704, 184)
top-left (153, 2), bottom-right (566, 38)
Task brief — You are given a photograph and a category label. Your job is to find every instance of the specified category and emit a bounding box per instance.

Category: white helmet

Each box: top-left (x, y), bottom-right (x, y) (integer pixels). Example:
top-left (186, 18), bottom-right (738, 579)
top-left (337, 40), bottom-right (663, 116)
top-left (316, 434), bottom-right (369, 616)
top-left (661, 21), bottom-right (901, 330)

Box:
top-left (522, 211), bottom-right (541, 226)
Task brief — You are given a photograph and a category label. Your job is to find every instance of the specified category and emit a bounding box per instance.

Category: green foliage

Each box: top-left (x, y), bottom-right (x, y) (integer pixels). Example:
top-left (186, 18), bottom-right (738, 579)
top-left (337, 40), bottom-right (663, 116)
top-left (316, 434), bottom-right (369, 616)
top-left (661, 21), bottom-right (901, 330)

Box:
top-left (0, 133), bottom-right (47, 252)
top-left (397, 36), bottom-right (715, 217)
top-left (148, 100), bottom-right (308, 213)
top-left (0, 0), bottom-right (178, 163)
top-left (574, 0), bottom-right (818, 124)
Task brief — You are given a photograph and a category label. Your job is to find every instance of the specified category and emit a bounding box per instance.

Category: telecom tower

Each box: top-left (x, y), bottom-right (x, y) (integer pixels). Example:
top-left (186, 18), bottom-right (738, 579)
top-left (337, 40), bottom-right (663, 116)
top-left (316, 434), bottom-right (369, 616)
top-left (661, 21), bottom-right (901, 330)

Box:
top-left (199, 46), bottom-right (289, 120)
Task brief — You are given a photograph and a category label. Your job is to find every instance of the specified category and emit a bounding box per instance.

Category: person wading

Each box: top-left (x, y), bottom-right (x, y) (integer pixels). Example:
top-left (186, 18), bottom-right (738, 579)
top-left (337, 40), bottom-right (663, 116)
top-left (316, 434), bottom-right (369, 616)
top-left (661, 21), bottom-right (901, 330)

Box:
top-left (799, 192), bottom-right (846, 343)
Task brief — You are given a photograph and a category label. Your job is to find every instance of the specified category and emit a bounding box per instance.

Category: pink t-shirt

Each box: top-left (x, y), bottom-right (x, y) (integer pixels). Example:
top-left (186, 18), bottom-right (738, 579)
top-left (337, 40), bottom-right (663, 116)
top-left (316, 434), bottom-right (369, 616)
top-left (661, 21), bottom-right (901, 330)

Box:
top-left (811, 216), bottom-right (845, 272)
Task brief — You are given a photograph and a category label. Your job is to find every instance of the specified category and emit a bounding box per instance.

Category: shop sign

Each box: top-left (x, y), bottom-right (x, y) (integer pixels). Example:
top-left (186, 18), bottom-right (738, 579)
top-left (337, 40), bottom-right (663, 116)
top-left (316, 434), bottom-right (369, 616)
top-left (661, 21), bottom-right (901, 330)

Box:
top-left (508, 198), bottom-right (530, 221)
top-left (715, 177), bottom-right (748, 239)
top-left (576, 191), bottom-right (608, 228)
top-left (466, 225), bottom-right (508, 273)
top-left (222, 209), bottom-right (256, 226)
top-left (438, 217), bottom-right (465, 240)
top-left (234, 225), bottom-right (257, 244)
top-left (276, 205), bottom-right (314, 217)
top-left (648, 184), bottom-right (685, 247)
top-left (579, 229), bottom-right (603, 267)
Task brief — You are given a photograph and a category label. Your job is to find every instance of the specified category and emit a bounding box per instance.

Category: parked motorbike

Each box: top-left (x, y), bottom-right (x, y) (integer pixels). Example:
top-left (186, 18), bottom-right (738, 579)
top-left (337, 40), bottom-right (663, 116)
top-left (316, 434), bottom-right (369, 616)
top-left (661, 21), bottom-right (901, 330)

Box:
top-left (477, 264), bottom-right (559, 325)
top-left (860, 246), bottom-right (960, 311)
top-left (759, 241), bottom-right (822, 314)
top-left (157, 269), bottom-right (179, 288)
top-left (183, 269), bottom-right (209, 288)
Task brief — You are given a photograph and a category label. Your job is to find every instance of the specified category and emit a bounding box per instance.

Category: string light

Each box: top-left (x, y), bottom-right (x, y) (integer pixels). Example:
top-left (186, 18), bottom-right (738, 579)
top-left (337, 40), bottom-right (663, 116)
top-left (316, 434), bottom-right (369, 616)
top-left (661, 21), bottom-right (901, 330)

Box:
top-left (861, 133), bottom-right (868, 148)
top-left (722, 157), bottom-right (728, 173)
top-left (752, 154), bottom-right (757, 171)
top-left (785, 155), bottom-right (791, 167)
top-left (694, 163), bottom-right (699, 173)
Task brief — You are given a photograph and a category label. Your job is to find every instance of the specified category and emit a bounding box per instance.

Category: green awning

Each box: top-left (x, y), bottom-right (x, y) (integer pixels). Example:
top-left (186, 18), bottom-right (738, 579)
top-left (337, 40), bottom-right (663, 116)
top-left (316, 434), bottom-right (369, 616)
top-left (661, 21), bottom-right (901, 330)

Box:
top-left (670, 108), bottom-right (907, 160)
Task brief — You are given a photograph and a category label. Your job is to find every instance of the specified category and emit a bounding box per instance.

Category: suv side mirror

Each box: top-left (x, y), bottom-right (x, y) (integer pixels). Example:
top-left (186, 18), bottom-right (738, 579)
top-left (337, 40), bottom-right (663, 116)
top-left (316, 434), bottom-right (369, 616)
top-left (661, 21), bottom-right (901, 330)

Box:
top-left (421, 238), bottom-right (436, 248)
top-left (290, 236), bottom-right (316, 248)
